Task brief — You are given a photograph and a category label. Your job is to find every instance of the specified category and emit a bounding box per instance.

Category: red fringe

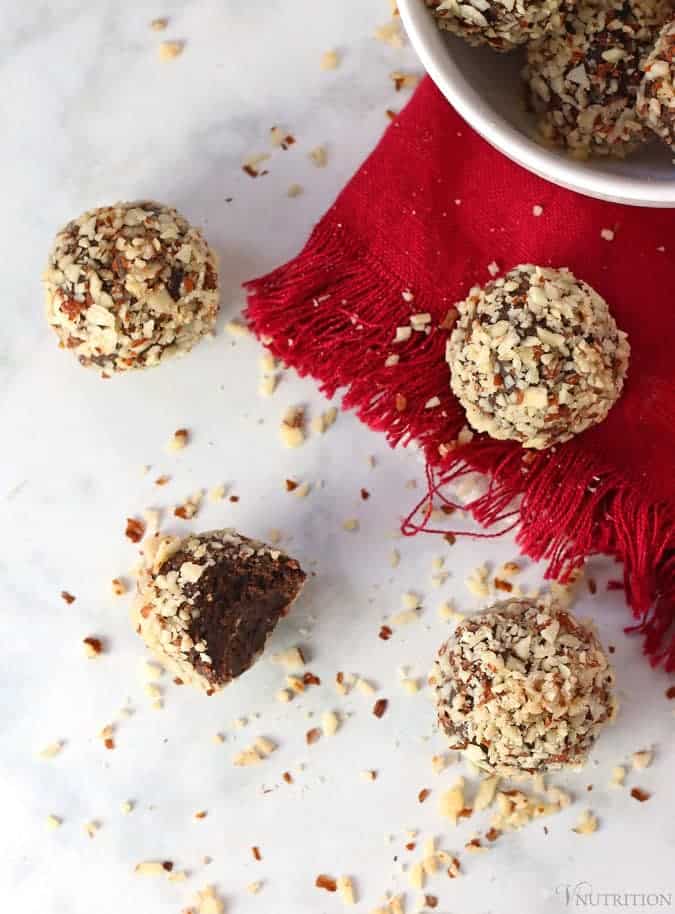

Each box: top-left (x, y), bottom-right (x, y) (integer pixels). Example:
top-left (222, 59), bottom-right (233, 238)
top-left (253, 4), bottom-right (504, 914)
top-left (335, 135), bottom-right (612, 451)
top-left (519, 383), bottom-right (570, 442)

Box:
top-left (246, 222), bottom-right (675, 671)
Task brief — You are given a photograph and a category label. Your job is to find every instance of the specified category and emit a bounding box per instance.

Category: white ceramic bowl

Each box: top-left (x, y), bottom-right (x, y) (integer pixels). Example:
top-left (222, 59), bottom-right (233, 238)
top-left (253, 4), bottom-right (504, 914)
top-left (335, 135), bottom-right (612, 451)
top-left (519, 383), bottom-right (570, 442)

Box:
top-left (398, 0), bottom-right (675, 206)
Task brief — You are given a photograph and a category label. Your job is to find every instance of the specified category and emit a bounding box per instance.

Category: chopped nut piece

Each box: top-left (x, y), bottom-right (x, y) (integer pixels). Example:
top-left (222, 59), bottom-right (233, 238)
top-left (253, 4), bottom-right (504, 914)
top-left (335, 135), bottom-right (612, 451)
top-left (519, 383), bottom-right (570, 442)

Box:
top-left (600, 228), bottom-right (615, 241)
top-left (193, 885), bottom-right (225, 914)
top-left (466, 564), bottom-right (489, 597)
top-left (233, 747), bottom-right (261, 767)
top-left (447, 856), bottom-right (461, 878)
top-left (84, 820), bottom-right (100, 838)
top-left (465, 837), bottom-right (487, 853)
top-left (288, 184), bottom-right (304, 198)
top-left (254, 736), bottom-right (277, 757)
top-left (610, 765), bottom-right (626, 787)
top-left (259, 374), bottom-right (278, 397)
top-left (316, 874), bottom-right (338, 892)
top-left (280, 405), bottom-right (305, 448)
top-left (632, 750), bottom-right (653, 770)
top-left (390, 71), bottom-right (421, 91)
top-left (337, 875), bottom-right (357, 905)
top-left (418, 788), bottom-right (431, 803)
top-left (356, 678), bottom-right (376, 697)
top-left (310, 146), bottom-right (328, 167)
top-left (401, 678), bottom-right (420, 694)
top-left (500, 561), bottom-right (521, 577)
top-left (573, 810), bottom-right (598, 834)
top-left (391, 609), bottom-right (420, 626)
top-left (378, 625), bottom-right (393, 641)
top-left (252, 846), bottom-right (262, 861)
top-left (135, 861), bottom-right (173, 877)
top-left (83, 636), bottom-right (103, 659)
top-left (159, 40), bottom-right (184, 60)
top-left (532, 205), bottom-right (544, 217)
top-left (395, 393), bottom-right (407, 412)
top-left (46, 815), bottom-right (62, 829)
top-left (431, 753), bottom-right (449, 774)
top-left (424, 896), bottom-right (439, 910)
top-left (61, 590), bottom-right (76, 604)
top-left (374, 19), bottom-right (404, 47)
top-left (373, 698), bottom-right (388, 718)
top-left (111, 577), bottom-right (127, 596)
top-left (271, 647), bottom-right (305, 671)
top-left (409, 862), bottom-right (425, 890)
top-left (121, 801), bottom-right (134, 814)
top-left (401, 592), bottom-right (420, 611)
top-left (150, 17), bottom-right (168, 30)
top-left (125, 517), bottom-right (145, 543)
top-left (247, 881), bottom-right (263, 895)
top-left (394, 325), bottom-right (412, 343)
top-left (39, 741), bottom-right (64, 760)
top-left (276, 688), bottom-right (293, 703)
top-left (167, 428), bottom-right (189, 452)
top-left (440, 777), bottom-right (465, 824)
top-left (361, 769), bottom-right (377, 781)
top-left (630, 787), bottom-right (651, 802)
top-left (474, 776), bottom-right (500, 812)
top-left (390, 549), bottom-right (401, 568)
top-left (306, 728), bottom-right (321, 745)
top-left (438, 601), bottom-right (463, 622)
top-left (269, 126), bottom-right (296, 149)
top-left (322, 711), bottom-right (340, 737)
top-left (320, 50), bottom-right (339, 70)
top-left (225, 319), bottom-right (250, 337)
top-left (343, 518), bottom-right (359, 532)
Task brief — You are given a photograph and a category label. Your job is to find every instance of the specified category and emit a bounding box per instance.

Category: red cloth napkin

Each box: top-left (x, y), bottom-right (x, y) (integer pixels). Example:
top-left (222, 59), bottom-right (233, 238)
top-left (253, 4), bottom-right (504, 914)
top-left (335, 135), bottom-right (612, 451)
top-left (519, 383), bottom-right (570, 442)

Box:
top-left (246, 77), bottom-right (675, 671)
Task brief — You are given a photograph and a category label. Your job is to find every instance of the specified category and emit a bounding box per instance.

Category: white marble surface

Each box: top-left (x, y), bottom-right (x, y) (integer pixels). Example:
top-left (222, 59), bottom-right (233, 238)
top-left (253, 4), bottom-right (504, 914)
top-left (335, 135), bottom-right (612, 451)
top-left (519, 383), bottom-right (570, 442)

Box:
top-left (1, 3), bottom-right (674, 913)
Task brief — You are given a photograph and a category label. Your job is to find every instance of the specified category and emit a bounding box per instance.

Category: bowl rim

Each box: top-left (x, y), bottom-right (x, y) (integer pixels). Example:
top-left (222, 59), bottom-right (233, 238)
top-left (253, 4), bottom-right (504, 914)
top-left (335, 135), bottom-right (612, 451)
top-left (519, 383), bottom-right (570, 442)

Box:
top-left (398, 0), bottom-right (675, 208)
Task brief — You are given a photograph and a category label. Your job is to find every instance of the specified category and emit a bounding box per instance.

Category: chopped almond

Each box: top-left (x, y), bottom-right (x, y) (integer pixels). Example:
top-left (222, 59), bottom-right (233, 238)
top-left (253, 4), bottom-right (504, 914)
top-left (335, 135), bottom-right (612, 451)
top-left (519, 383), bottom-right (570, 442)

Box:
top-left (316, 874), bottom-right (337, 892)
top-left (320, 50), bottom-right (339, 70)
top-left (167, 428), bottom-right (188, 451)
top-left (440, 777), bottom-right (465, 824)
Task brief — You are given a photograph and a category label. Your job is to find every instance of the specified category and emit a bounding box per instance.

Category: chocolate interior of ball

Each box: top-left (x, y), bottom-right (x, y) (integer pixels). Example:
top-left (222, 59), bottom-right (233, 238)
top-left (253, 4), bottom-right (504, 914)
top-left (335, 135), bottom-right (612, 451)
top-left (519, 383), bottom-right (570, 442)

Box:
top-left (159, 537), bottom-right (306, 688)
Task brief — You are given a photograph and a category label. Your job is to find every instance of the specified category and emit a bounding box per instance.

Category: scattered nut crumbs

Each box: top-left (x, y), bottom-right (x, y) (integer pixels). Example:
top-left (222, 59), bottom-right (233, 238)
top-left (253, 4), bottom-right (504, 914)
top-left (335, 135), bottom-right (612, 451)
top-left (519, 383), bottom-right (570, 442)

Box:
top-left (60, 590), bottom-right (76, 604)
top-left (283, 771), bottom-right (293, 783)
top-left (630, 787), bottom-right (651, 802)
top-left (316, 874), bottom-right (338, 892)
top-left (320, 50), bottom-right (340, 70)
top-left (125, 517), bottom-right (145, 543)
top-left (194, 810), bottom-right (207, 820)
top-left (84, 820), bottom-right (100, 838)
top-left (83, 636), bottom-right (103, 659)
top-left (99, 724), bottom-right (115, 750)
top-left (111, 577), bottom-right (127, 596)
top-left (159, 40), bottom-right (184, 60)
top-left (252, 846), bottom-right (262, 861)
top-left (310, 146), bottom-right (328, 167)
top-left (135, 860), bottom-right (174, 877)
top-left (466, 564), bottom-right (489, 597)
top-left (356, 678), bottom-right (376, 695)
top-left (379, 625), bottom-right (393, 641)
top-left (600, 228), bottom-right (615, 241)
top-left (390, 549), bottom-right (400, 568)
top-left (373, 698), bottom-right (388, 718)
top-left (288, 184), bottom-right (304, 198)
top-left (343, 518), bottom-right (359, 531)
top-left (409, 862), bottom-right (425, 890)
top-left (610, 766), bottom-right (626, 787)
top-left (401, 678), bottom-right (419, 694)
top-left (440, 778), bottom-right (466, 825)
top-left (374, 19), bottom-right (404, 47)
top-left (431, 753), bottom-right (449, 774)
top-left (121, 801), bottom-right (134, 814)
top-left (247, 882), bottom-right (262, 895)
top-left (271, 646), bottom-right (304, 670)
top-left (418, 788), bottom-right (431, 803)
top-left (192, 885), bottom-right (225, 914)
top-left (270, 126), bottom-right (296, 149)
top-left (225, 319), bottom-right (250, 337)
top-left (280, 405), bottom-right (306, 448)
top-left (395, 393), bottom-right (407, 412)
top-left (46, 815), bottom-right (62, 829)
top-left (242, 153), bottom-right (270, 178)
top-left (306, 728), bottom-right (321, 745)
top-left (322, 711), bottom-right (340, 736)
top-left (39, 741), bottom-right (64, 760)
top-left (154, 474), bottom-right (171, 486)
top-left (632, 750), bottom-right (653, 769)
top-left (391, 609), bottom-right (420, 626)
top-left (311, 406), bottom-right (338, 434)
top-left (390, 71), bottom-right (421, 91)
top-left (337, 875), bottom-right (357, 905)
top-left (167, 428), bottom-right (189, 452)
top-left (150, 17), bottom-right (168, 30)
top-left (573, 810), bottom-right (598, 835)
top-left (361, 769), bottom-right (377, 781)
top-left (532, 204), bottom-right (544, 216)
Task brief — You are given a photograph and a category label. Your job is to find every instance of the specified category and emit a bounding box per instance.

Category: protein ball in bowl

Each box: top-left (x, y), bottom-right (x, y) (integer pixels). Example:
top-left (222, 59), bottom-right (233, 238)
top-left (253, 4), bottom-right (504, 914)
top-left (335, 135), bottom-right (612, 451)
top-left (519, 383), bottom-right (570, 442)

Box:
top-left (43, 201), bottom-right (219, 375)
top-left (524, 0), bottom-right (671, 158)
top-left (433, 599), bottom-right (617, 775)
top-left (446, 264), bottom-right (629, 450)
top-left (637, 17), bottom-right (675, 146)
top-left (424, 0), bottom-right (572, 51)
top-left (133, 529), bottom-right (306, 692)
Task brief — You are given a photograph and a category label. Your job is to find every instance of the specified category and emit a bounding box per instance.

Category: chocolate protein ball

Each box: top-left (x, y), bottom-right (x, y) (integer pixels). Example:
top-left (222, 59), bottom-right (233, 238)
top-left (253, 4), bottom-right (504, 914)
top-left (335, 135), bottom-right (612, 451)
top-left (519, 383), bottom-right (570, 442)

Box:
top-left (43, 201), bottom-right (219, 375)
top-left (433, 599), bottom-right (617, 775)
top-left (425, 0), bottom-right (571, 51)
top-left (524, 0), bottom-right (671, 158)
top-left (446, 264), bottom-right (630, 449)
top-left (637, 17), bottom-right (675, 145)
top-left (133, 529), bottom-right (306, 692)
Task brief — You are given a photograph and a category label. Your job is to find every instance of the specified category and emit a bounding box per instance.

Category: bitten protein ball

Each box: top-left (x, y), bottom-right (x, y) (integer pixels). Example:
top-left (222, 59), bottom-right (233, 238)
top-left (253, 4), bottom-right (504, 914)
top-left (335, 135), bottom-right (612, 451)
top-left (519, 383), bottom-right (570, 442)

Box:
top-left (637, 17), bottom-right (675, 146)
top-left (425, 0), bottom-right (570, 51)
top-left (133, 529), bottom-right (306, 692)
top-left (446, 264), bottom-right (629, 449)
top-left (524, 0), bottom-right (671, 158)
top-left (43, 201), bottom-right (219, 374)
top-left (433, 599), bottom-right (616, 775)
